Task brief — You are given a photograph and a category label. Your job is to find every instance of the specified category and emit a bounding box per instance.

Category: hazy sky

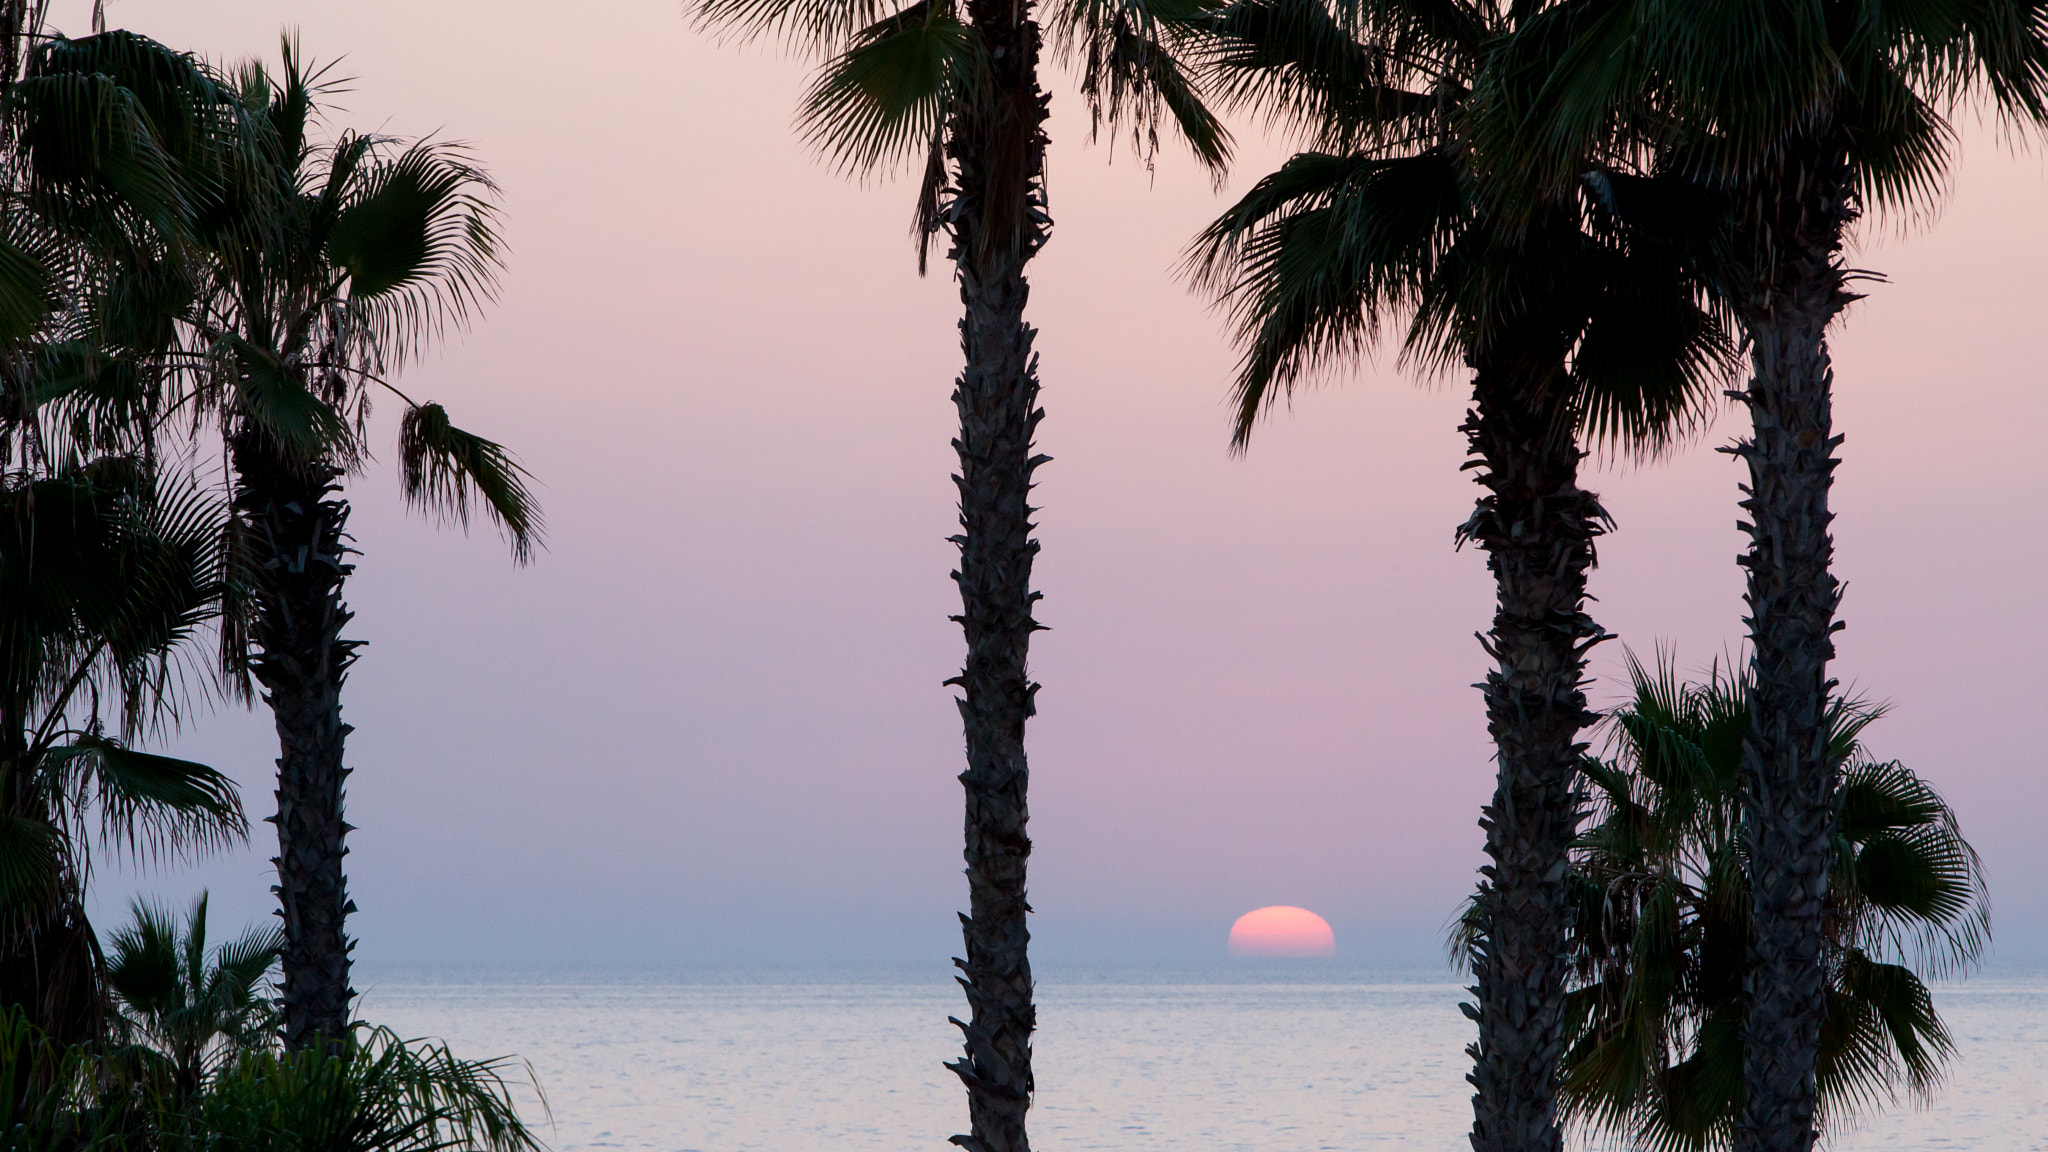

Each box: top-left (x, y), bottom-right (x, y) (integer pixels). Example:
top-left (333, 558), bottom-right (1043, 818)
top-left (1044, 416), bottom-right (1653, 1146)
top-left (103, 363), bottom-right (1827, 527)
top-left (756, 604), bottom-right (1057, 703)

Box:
top-left (81, 0), bottom-right (2048, 970)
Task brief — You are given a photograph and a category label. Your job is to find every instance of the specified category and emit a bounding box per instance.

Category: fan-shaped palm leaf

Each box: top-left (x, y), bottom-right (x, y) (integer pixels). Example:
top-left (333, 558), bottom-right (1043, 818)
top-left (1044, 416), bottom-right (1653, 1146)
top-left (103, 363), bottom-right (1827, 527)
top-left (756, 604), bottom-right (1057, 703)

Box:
top-left (1538, 651), bottom-right (1986, 1151)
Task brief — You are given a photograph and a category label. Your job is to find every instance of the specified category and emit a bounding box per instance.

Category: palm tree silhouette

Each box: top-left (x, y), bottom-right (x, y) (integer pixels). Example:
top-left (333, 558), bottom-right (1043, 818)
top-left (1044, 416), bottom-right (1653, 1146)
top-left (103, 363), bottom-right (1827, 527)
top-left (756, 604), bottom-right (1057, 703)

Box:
top-left (0, 18), bottom-right (257, 1051)
top-left (176, 40), bottom-right (539, 1050)
top-left (687, 0), bottom-right (1228, 1146)
top-left (1470, 4), bottom-right (2048, 1145)
top-left (1186, 2), bottom-right (1729, 1146)
top-left (1449, 652), bottom-right (1988, 1152)
top-left (106, 891), bottom-right (282, 1099)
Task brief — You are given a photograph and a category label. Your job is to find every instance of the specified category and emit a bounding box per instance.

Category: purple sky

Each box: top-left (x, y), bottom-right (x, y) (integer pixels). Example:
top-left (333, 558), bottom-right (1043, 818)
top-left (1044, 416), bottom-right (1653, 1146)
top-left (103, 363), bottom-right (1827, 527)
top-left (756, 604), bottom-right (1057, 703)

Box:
top-left (87, 0), bottom-right (2048, 969)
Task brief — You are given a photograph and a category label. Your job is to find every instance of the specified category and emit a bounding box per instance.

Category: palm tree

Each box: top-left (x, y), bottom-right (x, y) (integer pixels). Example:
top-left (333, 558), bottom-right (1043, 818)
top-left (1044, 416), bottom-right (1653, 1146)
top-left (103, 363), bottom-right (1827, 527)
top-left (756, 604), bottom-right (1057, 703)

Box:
top-left (0, 463), bottom-right (249, 1047)
top-left (105, 891), bottom-right (281, 1099)
top-left (1184, 2), bottom-right (1729, 1147)
top-left (686, 1), bottom-right (1226, 1147)
top-left (0, 17), bottom-right (258, 1052)
top-left (1448, 653), bottom-right (1987, 1152)
top-left (1468, 7), bottom-right (2048, 1147)
top-left (170, 41), bottom-right (541, 1051)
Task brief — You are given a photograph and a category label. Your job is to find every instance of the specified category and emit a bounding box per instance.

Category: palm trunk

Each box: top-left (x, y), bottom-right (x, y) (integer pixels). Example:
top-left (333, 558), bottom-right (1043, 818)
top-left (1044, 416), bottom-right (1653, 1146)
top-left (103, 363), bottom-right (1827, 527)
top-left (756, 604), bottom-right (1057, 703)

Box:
top-left (1731, 141), bottom-right (1854, 1152)
top-left (940, 7), bottom-right (1049, 1151)
top-left (1460, 360), bottom-right (1606, 1152)
top-left (229, 428), bottom-right (358, 1051)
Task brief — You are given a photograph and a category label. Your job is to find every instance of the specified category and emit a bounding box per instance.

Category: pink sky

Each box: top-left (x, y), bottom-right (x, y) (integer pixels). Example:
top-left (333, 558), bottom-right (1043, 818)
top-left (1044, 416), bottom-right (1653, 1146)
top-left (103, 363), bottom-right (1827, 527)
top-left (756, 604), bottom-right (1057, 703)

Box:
top-left (90, 0), bottom-right (2048, 967)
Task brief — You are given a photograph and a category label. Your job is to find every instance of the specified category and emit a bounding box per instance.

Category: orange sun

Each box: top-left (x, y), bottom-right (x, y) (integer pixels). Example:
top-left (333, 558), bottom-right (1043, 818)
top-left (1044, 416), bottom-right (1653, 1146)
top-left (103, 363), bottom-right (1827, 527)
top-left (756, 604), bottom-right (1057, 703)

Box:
top-left (1227, 906), bottom-right (1336, 957)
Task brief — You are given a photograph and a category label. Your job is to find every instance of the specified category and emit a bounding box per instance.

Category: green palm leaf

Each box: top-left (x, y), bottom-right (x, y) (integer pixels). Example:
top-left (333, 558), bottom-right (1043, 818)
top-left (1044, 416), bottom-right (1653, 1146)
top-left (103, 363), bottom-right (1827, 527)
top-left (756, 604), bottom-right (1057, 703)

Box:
top-left (1545, 652), bottom-right (1988, 1150)
top-left (42, 735), bottom-right (247, 864)
top-left (326, 138), bottom-right (504, 352)
top-left (799, 0), bottom-right (982, 176)
top-left (397, 403), bottom-right (544, 564)
top-left (1053, 0), bottom-right (1233, 171)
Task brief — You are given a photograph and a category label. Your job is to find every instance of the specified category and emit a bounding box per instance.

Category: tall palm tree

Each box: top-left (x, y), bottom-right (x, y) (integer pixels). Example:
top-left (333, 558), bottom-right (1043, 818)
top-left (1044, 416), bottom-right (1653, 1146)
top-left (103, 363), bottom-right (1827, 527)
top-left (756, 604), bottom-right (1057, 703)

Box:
top-left (0, 463), bottom-right (249, 1047)
top-left (687, 1), bottom-right (1225, 1148)
top-left (106, 891), bottom-right (282, 1099)
top-left (1447, 653), bottom-right (1986, 1152)
top-left (1184, 2), bottom-right (1728, 1147)
top-left (170, 41), bottom-right (540, 1051)
top-left (1470, 6), bottom-right (2048, 1147)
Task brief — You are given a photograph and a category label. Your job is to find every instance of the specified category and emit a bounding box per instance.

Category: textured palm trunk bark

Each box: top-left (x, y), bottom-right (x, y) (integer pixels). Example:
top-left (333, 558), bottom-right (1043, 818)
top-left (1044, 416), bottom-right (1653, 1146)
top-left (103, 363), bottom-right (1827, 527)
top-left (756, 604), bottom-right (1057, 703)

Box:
top-left (1460, 361), bottom-right (1605, 1152)
top-left (230, 429), bottom-right (358, 1051)
top-left (1731, 143), bottom-right (1853, 1152)
top-left (940, 6), bottom-right (1049, 1151)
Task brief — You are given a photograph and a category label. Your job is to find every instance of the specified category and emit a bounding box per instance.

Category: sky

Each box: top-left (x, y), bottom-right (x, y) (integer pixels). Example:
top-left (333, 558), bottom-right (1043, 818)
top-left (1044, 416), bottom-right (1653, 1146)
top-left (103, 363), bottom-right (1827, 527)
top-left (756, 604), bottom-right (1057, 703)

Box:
top-left (74, 0), bottom-right (2048, 972)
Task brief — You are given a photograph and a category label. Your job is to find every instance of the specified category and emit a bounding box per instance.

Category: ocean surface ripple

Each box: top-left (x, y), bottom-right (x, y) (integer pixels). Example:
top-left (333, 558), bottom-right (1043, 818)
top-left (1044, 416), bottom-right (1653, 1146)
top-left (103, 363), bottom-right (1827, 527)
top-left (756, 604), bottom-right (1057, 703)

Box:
top-left (359, 966), bottom-right (2047, 1152)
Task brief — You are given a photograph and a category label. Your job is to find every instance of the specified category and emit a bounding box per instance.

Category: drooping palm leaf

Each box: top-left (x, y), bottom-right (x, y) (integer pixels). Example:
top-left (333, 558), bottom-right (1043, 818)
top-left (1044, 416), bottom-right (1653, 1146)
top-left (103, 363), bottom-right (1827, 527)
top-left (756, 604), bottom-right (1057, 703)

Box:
top-left (1051, 0), bottom-right (1233, 171)
top-left (43, 736), bottom-right (246, 864)
top-left (397, 403), bottom-right (544, 564)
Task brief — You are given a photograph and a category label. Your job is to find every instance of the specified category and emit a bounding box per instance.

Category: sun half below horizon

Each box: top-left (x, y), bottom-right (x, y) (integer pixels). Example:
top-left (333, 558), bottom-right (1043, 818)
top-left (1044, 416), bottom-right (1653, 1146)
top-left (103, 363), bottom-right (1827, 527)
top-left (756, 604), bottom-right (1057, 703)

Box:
top-left (1227, 906), bottom-right (1336, 957)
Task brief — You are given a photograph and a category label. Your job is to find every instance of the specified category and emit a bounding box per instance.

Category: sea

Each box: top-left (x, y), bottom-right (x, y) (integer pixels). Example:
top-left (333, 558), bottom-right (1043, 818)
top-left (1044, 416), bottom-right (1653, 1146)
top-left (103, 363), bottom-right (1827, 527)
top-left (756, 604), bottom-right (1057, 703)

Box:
top-left (357, 964), bottom-right (2048, 1152)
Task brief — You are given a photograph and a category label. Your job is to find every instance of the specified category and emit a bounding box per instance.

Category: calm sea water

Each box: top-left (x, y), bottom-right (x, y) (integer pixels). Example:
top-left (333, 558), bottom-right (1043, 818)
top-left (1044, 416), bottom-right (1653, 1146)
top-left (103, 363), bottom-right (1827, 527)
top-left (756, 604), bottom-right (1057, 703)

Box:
top-left (357, 966), bottom-right (2048, 1152)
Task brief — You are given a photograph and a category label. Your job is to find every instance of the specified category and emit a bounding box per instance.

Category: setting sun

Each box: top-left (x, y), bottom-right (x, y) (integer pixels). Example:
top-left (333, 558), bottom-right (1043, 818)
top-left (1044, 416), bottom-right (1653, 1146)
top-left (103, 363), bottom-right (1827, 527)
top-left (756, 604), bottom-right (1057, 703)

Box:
top-left (1228, 906), bottom-right (1336, 957)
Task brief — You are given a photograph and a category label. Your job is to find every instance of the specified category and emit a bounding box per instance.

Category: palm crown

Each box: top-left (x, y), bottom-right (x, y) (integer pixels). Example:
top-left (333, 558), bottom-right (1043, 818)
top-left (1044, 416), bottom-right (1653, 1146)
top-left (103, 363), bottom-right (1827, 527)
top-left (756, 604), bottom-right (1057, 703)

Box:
top-left (106, 892), bottom-right (282, 1098)
top-left (0, 29), bottom-right (237, 471)
top-left (1472, 0), bottom-right (2048, 232)
top-left (1187, 0), bottom-right (1732, 452)
top-left (174, 41), bottom-right (539, 559)
top-left (695, 0), bottom-right (1232, 257)
top-left (1535, 653), bottom-right (1987, 1152)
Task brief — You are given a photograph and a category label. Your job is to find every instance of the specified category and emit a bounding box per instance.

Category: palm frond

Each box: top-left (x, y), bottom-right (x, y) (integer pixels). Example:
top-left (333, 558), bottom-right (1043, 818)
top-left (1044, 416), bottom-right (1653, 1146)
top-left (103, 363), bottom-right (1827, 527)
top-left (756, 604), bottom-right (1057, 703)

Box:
top-left (9, 70), bottom-right (188, 236)
top-left (0, 236), bottom-right (53, 346)
top-left (106, 897), bottom-right (186, 1014)
top-left (42, 735), bottom-right (248, 866)
top-left (327, 138), bottom-right (505, 364)
top-left (397, 402), bottom-right (544, 564)
top-left (690, 0), bottom-right (915, 55)
top-left (1838, 758), bottom-right (1989, 977)
top-left (199, 1025), bottom-right (548, 1152)
top-left (1186, 147), bottom-right (1463, 447)
top-left (1052, 0), bottom-right (1233, 174)
top-left (1567, 237), bottom-right (1734, 460)
top-left (1196, 0), bottom-right (1447, 150)
top-left (797, 0), bottom-right (980, 178)
top-left (0, 815), bottom-right (66, 918)
top-left (226, 336), bottom-right (354, 463)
